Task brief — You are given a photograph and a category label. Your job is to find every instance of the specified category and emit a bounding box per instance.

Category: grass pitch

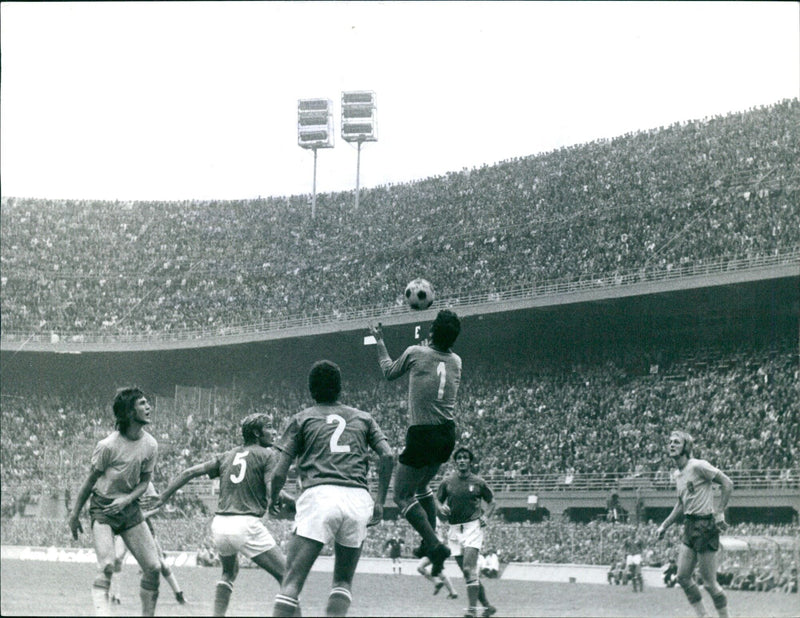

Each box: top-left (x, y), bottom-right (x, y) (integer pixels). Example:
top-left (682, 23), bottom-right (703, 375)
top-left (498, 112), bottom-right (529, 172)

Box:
top-left (2, 559), bottom-right (797, 617)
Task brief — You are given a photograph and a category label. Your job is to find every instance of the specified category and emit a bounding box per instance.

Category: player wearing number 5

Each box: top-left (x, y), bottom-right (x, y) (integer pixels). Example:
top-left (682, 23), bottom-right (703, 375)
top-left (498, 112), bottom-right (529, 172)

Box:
top-left (153, 413), bottom-right (289, 617)
top-left (270, 360), bottom-right (395, 617)
top-left (369, 309), bottom-right (462, 577)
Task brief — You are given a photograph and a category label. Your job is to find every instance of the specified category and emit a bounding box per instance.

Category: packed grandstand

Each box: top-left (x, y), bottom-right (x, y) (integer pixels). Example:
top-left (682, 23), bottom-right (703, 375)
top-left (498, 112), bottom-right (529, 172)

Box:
top-left (1, 99), bottom-right (798, 590)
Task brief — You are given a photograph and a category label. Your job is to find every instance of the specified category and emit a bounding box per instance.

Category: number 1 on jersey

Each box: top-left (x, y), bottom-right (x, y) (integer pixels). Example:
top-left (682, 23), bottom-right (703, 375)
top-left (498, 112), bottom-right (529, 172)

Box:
top-left (437, 361), bottom-right (447, 400)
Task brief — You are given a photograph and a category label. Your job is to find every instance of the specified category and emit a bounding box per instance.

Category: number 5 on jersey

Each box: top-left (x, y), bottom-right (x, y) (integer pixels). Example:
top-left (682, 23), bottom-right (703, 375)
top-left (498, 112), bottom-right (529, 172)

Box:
top-left (230, 450), bottom-right (249, 483)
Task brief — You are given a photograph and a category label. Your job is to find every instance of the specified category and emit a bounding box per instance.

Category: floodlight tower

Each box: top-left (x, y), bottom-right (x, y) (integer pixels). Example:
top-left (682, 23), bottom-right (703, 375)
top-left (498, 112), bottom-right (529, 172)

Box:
top-left (297, 98), bottom-right (334, 218)
top-left (341, 91), bottom-right (377, 211)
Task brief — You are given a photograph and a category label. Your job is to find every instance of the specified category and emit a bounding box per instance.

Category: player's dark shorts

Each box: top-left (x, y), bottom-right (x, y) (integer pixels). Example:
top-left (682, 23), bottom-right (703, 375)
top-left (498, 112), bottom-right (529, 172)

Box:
top-left (89, 494), bottom-right (144, 535)
top-left (389, 548), bottom-right (401, 559)
top-left (399, 421), bottom-right (456, 468)
top-left (682, 514), bottom-right (719, 553)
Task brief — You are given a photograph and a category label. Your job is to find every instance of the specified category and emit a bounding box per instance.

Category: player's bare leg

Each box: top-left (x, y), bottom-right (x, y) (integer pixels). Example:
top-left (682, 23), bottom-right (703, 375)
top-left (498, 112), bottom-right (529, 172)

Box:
top-left (90, 522), bottom-right (117, 616)
top-left (109, 535), bottom-right (127, 605)
top-left (154, 536), bottom-right (185, 604)
top-left (326, 542), bottom-right (361, 617)
top-left (251, 546), bottom-right (286, 583)
top-left (459, 547), bottom-right (482, 617)
top-left (676, 544), bottom-right (707, 617)
top-left (395, 463), bottom-right (450, 574)
top-left (214, 554), bottom-right (239, 617)
top-left (120, 521), bottom-right (162, 617)
top-left (697, 551), bottom-right (729, 618)
top-left (274, 534), bottom-right (323, 617)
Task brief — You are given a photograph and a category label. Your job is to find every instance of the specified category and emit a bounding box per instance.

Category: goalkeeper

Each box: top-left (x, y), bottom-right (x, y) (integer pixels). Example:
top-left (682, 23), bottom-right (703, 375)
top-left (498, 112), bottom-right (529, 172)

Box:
top-left (656, 431), bottom-right (734, 618)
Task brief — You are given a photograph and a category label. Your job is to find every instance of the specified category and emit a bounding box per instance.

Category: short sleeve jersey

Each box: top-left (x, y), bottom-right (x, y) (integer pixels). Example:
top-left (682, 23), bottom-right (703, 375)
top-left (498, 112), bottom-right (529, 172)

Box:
top-left (436, 471), bottom-right (493, 525)
top-left (385, 538), bottom-right (403, 558)
top-left (207, 444), bottom-right (278, 517)
top-left (91, 430), bottom-right (158, 499)
top-left (276, 403), bottom-right (387, 492)
top-left (379, 344), bottom-right (462, 426)
top-left (673, 457), bottom-right (721, 516)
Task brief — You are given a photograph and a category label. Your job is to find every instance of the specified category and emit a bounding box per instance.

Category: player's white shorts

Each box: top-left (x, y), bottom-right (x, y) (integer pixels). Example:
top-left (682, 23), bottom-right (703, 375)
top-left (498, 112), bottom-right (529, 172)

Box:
top-left (211, 514), bottom-right (277, 559)
top-left (446, 519), bottom-right (484, 557)
top-left (294, 484), bottom-right (373, 549)
top-left (626, 553), bottom-right (643, 566)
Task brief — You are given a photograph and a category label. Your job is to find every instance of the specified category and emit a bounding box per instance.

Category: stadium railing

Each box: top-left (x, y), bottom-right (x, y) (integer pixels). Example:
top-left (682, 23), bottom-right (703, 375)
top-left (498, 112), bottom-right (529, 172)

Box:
top-left (172, 468), bottom-right (800, 496)
top-left (3, 246), bottom-right (798, 345)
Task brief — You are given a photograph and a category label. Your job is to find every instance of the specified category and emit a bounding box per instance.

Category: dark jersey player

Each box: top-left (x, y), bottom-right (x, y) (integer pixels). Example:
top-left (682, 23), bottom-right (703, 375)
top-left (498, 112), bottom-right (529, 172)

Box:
top-left (369, 309), bottom-right (462, 576)
top-left (153, 413), bottom-right (289, 617)
top-left (436, 446), bottom-right (497, 618)
top-left (384, 534), bottom-right (404, 574)
top-left (269, 360), bottom-right (395, 617)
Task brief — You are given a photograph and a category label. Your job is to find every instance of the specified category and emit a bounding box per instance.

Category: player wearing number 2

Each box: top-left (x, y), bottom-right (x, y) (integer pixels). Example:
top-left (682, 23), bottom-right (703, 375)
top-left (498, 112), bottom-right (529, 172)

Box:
top-left (269, 360), bottom-right (395, 617)
top-left (369, 309), bottom-right (462, 577)
top-left (153, 413), bottom-right (289, 617)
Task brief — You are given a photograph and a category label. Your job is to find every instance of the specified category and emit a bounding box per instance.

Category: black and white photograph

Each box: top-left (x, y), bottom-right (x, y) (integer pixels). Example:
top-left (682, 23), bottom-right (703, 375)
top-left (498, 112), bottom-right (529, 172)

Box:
top-left (1, 2), bottom-right (798, 616)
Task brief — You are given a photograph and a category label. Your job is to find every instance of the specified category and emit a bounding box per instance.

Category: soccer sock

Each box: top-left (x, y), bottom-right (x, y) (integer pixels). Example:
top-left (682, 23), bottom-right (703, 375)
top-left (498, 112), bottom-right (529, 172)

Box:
top-left (478, 580), bottom-right (490, 606)
top-left (683, 583), bottom-right (706, 617)
top-left (91, 574), bottom-right (112, 617)
top-left (140, 570), bottom-right (160, 617)
top-left (416, 490), bottom-right (437, 531)
top-left (442, 574), bottom-right (457, 596)
top-left (274, 594), bottom-right (300, 617)
top-left (466, 579), bottom-right (480, 615)
top-left (402, 502), bottom-right (440, 549)
top-left (162, 566), bottom-right (182, 594)
top-left (108, 572), bottom-right (121, 601)
top-left (139, 587), bottom-right (159, 617)
top-left (214, 581), bottom-right (233, 617)
top-left (710, 590), bottom-right (728, 618)
top-left (325, 587), bottom-right (352, 617)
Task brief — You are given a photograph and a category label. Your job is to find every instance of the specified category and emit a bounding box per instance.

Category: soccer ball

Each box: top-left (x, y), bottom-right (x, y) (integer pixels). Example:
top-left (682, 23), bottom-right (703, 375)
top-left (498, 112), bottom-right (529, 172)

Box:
top-left (404, 278), bottom-right (435, 310)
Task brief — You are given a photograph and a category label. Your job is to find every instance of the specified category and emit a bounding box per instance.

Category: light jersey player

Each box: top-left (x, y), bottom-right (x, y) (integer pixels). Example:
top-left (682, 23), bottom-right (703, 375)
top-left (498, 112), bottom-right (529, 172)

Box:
top-left (269, 360), bottom-right (395, 618)
top-left (657, 431), bottom-right (734, 618)
top-left (436, 447), bottom-right (497, 618)
top-left (68, 387), bottom-right (162, 617)
top-left (369, 309), bottom-right (462, 577)
top-left (153, 413), bottom-right (290, 617)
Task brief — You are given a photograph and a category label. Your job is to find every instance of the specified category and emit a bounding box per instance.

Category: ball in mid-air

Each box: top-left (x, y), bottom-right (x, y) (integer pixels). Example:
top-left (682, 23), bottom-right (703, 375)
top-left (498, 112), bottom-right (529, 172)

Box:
top-left (405, 278), bottom-right (435, 310)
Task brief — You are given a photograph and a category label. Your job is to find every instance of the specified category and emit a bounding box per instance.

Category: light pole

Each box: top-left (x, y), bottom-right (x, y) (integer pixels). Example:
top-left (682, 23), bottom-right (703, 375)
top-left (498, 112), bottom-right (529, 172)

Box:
top-left (297, 98), bottom-right (334, 219)
top-left (341, 91), bottom-right (377, 211)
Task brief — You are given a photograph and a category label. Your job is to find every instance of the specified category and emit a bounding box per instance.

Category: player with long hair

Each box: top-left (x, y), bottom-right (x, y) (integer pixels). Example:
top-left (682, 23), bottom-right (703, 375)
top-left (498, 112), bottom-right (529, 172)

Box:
top-left (657, 430), bottom-right (734, 618)
top-left (369, 309), bottom-right (462, 576)
top-left (68, 387), bottom-right (162, 616)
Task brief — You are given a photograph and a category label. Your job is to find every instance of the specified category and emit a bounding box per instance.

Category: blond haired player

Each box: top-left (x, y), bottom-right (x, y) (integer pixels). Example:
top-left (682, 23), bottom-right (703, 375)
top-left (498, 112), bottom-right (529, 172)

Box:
top-left (657, 431), bottom-right (734, 618)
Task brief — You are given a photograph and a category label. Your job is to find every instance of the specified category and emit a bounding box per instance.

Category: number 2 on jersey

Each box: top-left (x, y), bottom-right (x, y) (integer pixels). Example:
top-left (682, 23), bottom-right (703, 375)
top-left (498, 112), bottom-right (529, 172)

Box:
top-left (230, 450), bottom-right (249, 484)
top-left (436, 361), bottom-right (446, 399)
top-left (327, 414), bottom-right (351, 453)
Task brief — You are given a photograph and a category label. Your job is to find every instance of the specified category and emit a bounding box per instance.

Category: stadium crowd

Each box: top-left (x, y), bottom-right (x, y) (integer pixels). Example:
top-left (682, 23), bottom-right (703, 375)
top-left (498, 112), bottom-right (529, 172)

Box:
top-left (2, 100), bottom-right (799, 339)
top-left (2, 342), bottom-right (797, 501)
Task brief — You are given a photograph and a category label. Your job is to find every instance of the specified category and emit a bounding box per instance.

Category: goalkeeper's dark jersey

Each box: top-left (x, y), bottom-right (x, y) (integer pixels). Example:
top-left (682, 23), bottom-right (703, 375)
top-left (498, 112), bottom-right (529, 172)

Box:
top-left (276, 403), bottom-right (388, 492)
top-left (207, 444), bottom-right (278, 517)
